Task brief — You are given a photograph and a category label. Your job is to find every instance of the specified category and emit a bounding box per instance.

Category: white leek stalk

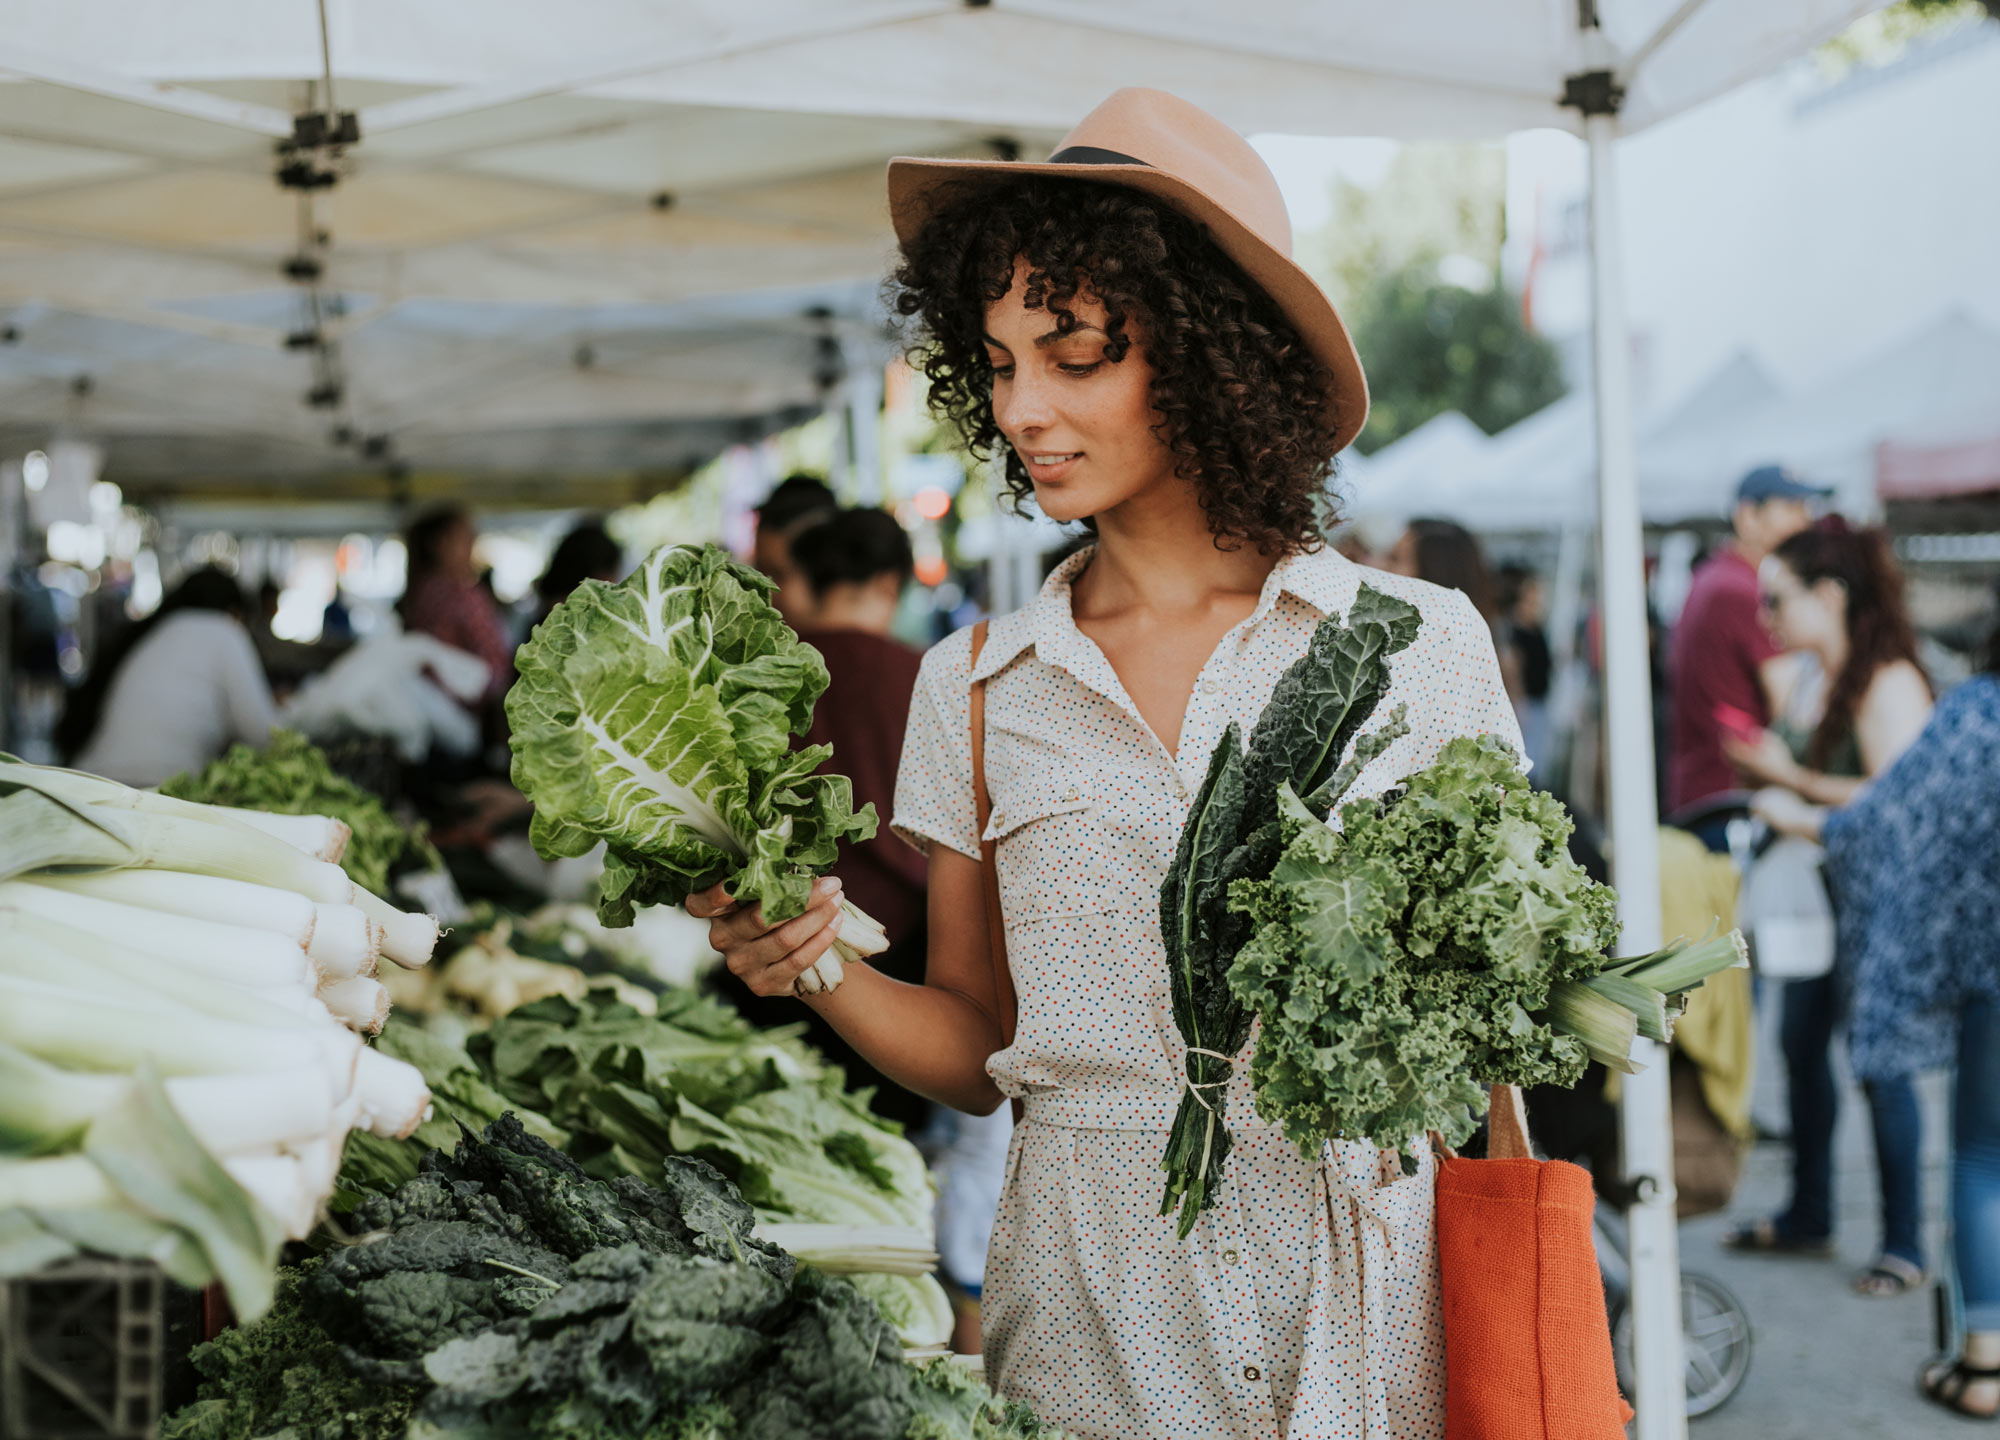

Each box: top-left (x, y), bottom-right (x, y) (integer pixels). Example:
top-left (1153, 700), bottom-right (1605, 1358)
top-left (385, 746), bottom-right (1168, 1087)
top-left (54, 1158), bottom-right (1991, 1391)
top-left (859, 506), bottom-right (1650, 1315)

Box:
top-left (221, 1153), bottom-right (318, 1239)
top-left (353, 1046), bottom-right (432, 1139)
top-left (351, 886), bottom-right (439, 969)
top-left (0, 973), bottom-right (360, 1090)
top-left (308, 904), bottom-right (382, 980)
top-left (206, 807), bottom-right (351, 864)
top-left (29, 870), bottom-right (318, 949)
top-left (0, 1041), bottom-right (337, 1156)
top-left (0, 882), bottom-right (310, 988)
top-left (317, 976), bottom-right (389, 1035)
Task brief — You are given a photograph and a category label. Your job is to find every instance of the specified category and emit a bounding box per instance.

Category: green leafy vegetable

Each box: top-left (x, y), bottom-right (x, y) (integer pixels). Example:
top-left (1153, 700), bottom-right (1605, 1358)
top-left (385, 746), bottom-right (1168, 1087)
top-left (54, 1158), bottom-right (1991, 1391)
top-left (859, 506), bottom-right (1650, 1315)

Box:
top-left (168, 1117), bottom-right (1055, 1440)
top-left (162, 729), bottom-right (438, 895)
top-left (159, 1260), bottom-right (420, 1440)
top-left (1158, 584), bottom-right (1418, 1235)
top-left (1229, 734), bottom-right (1744, 1160)
top-left (507, 545), bottom-right (886, 994)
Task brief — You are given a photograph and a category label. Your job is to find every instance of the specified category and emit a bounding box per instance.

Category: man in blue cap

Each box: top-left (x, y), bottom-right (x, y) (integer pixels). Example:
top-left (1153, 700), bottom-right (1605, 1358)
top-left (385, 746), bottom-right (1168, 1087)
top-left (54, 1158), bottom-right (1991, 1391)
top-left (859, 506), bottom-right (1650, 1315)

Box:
top-left (1665, 464), bottom-right (1833, 847)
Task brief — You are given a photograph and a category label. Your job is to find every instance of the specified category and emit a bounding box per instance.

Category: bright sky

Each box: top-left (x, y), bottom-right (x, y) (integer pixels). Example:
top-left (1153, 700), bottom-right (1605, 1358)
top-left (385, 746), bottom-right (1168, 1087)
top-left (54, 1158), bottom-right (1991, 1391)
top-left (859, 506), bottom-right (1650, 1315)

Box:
top-left (1248, 134), bottom-right (1402, 229)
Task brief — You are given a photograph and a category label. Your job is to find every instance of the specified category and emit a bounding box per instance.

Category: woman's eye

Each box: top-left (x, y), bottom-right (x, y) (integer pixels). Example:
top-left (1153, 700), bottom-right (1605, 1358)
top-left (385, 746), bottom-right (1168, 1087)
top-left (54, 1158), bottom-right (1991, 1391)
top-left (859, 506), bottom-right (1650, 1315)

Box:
top-left (989, 363), bottom-right (1015, 380)
top-left (1058, 361), bottom-right (1102, 377)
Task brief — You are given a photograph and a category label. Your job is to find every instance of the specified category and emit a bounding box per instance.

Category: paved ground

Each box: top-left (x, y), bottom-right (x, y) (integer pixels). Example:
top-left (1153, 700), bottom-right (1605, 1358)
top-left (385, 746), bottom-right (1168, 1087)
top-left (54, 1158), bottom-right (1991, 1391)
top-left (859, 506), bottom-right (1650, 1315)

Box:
top-left (1678, 1022), bottom-right (1962, 1438)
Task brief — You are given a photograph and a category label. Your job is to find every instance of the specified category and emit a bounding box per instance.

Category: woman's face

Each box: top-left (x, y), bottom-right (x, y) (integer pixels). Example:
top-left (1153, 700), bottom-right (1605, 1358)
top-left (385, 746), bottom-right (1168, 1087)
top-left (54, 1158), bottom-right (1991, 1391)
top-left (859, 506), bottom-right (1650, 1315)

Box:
top-left (983, 258), bottom-right (1179, 527)
top-left (1759, 556), bottom-right (1844, 652)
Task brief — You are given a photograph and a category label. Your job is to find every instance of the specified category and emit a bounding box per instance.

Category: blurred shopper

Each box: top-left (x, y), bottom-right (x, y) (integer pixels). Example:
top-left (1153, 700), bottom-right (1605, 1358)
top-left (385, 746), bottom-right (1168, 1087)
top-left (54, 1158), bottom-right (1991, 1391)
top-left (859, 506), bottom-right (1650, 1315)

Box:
top-left (733, 507), bottom-right (933, 1130)
top-left (398, 505), bottom-right (513, 703)
top-left (751, 472), bottom-right (837, 627)
top-left (527, 520), bottom-right (623, 633)
top-left (1725, 519), bottom-right (1934, 1296)
top-left (1384, 517), bottom-right (1526, 723)
top-left (1753, 614), bottom-right (2000, 1415)
top-left (1665, 465), bottom-right (1827, 843)
top-left (61, 566), bottom-right (276, 787)
top-left (1497, 562), bottom-right (1554, 773)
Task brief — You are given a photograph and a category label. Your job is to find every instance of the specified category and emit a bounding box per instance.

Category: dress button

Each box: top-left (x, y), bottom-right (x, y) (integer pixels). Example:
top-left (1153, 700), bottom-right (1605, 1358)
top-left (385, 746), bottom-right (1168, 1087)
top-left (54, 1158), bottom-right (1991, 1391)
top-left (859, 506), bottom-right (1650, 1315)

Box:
top-left (1201, 678), bottom-right (1222, 695)
top-left (1244, 1365), bottom-right (1262, 1382)
top-left (1223, 1248), bottom-right (1241, 1265)
top-left (1061, 785), bottom-right (1081, 802)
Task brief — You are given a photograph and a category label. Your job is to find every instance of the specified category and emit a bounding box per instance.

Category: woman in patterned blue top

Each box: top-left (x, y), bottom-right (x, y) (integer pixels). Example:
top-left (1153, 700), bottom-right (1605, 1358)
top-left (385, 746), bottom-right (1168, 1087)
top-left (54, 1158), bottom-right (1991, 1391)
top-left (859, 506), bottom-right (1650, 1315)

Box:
top-left (1755, 616), bottom-right (2000, 1420)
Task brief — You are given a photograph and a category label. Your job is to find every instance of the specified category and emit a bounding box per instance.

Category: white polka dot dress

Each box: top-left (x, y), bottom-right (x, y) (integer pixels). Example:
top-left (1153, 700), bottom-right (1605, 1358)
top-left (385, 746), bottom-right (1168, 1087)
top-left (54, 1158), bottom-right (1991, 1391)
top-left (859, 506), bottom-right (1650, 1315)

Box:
top-left (893, 545), bottom-right (1526, 1440)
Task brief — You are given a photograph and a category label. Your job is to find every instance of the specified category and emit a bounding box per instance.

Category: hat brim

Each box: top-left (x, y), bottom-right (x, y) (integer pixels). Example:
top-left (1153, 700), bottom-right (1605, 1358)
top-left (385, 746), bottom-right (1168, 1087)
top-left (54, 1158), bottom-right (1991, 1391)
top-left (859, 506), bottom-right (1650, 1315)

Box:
top-left (888, 156), bottom-right (1369, 454)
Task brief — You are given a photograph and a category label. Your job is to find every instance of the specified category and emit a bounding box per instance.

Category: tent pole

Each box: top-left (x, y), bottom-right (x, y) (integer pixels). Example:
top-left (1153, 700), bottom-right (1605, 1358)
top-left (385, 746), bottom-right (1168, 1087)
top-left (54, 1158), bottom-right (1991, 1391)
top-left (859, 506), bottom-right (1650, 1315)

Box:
top-left (1584, 111), bottom-right (1686, 1440)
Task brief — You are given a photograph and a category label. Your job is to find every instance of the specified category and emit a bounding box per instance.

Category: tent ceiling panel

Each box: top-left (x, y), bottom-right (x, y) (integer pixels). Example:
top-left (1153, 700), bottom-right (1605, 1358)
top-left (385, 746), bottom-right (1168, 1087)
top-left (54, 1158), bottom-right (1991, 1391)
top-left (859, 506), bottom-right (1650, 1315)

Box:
top-left (0, 0), bottom-right (1884, 490)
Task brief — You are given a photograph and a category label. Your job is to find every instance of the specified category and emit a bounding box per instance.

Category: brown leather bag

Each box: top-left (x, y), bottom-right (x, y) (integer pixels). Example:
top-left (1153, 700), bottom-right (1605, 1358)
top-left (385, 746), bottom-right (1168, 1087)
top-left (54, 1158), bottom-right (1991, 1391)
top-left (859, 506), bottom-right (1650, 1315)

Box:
top-left (967, 620), bottom-right (1023, 1121)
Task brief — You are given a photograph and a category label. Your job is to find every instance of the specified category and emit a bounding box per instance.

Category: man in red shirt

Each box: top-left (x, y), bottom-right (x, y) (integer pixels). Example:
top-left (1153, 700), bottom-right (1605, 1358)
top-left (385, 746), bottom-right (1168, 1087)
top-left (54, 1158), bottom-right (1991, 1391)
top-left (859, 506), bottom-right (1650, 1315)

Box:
top-left (1665, 465), bottom-right (1828, 847)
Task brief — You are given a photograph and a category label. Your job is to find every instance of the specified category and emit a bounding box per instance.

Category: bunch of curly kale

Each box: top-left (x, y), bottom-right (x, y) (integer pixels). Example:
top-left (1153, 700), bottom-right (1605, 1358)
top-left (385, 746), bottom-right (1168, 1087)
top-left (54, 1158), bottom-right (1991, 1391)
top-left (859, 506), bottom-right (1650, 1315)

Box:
top-left (163, 1116), bottom-right (1055, 1440)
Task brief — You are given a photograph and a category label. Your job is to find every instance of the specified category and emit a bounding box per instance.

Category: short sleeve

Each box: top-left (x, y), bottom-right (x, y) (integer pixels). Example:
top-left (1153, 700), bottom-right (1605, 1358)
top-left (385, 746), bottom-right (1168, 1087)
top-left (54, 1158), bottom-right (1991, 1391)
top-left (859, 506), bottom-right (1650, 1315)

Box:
top-left (891, 627), bottom-right (979, 860)
top-left (1430, 588), bottom-right (1530, 770)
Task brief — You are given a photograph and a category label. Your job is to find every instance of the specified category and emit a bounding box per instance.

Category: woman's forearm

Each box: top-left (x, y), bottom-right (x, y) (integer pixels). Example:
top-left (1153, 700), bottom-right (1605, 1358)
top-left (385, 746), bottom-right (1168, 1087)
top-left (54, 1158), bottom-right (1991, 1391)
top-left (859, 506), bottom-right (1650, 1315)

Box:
top-left (1796, 769), bottom-right (1865, 807)
top-left (801, 962), bottom-right (1008, 1115)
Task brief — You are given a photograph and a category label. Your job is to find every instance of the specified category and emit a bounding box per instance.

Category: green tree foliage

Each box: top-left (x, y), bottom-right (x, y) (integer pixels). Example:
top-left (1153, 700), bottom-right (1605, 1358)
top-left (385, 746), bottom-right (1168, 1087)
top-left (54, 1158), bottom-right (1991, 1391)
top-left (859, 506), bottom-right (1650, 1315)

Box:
top-left (1346, 265), bottom-right (1568, 454)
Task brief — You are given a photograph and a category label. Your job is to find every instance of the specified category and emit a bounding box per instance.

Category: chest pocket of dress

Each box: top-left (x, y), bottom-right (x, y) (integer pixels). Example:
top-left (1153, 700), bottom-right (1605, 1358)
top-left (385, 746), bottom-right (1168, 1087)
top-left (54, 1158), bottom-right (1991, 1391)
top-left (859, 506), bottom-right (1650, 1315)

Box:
top-left (984, 779), bottom-right (1112, 921)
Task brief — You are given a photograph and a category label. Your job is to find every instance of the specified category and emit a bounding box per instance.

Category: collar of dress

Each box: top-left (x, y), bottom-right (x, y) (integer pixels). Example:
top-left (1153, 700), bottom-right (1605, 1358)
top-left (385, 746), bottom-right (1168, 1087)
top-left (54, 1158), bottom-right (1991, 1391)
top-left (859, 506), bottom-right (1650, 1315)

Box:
top-left (967, 542), bottom-right (1366, 684)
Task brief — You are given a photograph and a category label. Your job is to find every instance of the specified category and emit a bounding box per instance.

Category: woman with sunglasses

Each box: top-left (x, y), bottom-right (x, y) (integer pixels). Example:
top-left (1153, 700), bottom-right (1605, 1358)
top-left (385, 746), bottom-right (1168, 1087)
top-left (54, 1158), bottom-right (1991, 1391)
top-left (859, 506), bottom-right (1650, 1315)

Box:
top-left (1723, 519), bottom-right (1933, 1297)
top-left (689, 89), bottom-right (1523, 1439)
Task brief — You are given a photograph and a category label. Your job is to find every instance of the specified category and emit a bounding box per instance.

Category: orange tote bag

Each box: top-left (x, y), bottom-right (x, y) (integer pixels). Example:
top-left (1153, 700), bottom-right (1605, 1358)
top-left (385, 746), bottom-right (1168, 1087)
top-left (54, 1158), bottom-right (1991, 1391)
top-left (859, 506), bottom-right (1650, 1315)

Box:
top-left (1435, 1085), bottom-right (1634, 1440)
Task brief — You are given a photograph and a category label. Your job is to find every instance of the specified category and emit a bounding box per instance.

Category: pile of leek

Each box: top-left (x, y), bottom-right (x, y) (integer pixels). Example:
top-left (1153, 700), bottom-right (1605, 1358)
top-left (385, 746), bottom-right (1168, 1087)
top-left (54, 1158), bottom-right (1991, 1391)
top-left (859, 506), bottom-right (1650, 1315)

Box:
top-left (0, 758), bottom-right (439, 1319)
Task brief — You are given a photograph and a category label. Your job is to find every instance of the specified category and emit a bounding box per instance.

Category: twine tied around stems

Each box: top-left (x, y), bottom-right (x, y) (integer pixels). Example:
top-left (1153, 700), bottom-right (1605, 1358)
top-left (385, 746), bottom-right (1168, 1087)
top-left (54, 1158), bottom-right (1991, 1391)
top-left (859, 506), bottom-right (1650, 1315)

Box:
top-left (1182, 1046), bottom-right (1236, 1203)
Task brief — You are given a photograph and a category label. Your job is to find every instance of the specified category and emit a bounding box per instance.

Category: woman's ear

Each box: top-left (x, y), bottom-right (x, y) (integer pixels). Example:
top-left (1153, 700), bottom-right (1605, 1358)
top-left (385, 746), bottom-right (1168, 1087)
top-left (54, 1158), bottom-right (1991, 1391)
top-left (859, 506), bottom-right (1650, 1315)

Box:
top-left (1810, 576), bottom-right (1848, 617)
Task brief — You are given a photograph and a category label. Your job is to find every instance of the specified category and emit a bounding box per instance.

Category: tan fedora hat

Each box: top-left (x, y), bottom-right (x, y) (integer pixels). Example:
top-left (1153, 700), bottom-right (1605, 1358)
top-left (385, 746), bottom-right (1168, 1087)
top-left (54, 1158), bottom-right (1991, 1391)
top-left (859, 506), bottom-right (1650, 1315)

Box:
top-left (888, 87), bottom-right (1368, 452)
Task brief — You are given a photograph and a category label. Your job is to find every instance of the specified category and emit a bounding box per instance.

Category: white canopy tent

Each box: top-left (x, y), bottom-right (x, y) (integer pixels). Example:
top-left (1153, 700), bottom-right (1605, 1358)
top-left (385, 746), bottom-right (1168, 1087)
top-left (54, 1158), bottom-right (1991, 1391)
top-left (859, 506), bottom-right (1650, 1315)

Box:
top-left (1351, 348), bottom-right (1786, 531)
top-left (0, 5), bottom-right (1896, 1431)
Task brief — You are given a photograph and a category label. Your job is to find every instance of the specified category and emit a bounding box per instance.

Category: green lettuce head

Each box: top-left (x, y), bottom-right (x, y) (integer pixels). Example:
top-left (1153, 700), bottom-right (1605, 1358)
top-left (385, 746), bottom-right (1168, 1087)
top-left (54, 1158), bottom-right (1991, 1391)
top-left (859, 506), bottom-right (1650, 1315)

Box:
top-left (508, 543), bottom-right (876, 928)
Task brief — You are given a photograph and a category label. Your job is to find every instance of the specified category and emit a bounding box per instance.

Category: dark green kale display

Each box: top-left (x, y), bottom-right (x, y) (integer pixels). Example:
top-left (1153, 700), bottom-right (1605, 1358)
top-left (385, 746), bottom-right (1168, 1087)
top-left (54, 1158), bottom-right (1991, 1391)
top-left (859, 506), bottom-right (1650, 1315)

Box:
top-left (163, 1116), bottom-right (1061, 1440)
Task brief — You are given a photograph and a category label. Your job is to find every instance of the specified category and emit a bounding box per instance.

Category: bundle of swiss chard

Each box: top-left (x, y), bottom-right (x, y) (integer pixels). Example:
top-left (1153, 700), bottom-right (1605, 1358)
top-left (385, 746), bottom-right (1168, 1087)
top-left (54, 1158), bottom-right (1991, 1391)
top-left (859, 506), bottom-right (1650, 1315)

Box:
top-left (509, 544), bottom-right (888, 994)
top-left (1160, 587), bottom-right (1745, 1231)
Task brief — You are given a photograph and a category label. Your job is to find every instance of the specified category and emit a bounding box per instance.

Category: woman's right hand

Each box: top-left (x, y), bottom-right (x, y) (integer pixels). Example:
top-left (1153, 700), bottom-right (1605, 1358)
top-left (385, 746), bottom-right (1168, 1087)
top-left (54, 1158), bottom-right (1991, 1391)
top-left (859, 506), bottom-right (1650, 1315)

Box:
top-left (686, 876), bottom-right (845, 997)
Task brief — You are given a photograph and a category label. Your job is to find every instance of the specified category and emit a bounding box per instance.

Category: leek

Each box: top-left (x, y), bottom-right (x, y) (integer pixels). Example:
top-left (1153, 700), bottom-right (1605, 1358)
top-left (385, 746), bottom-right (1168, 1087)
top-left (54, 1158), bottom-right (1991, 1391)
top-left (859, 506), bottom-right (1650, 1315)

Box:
top-left (31, 869), bottom-right (318, 948)
top-left (0, 881), bottom-right (310, 988)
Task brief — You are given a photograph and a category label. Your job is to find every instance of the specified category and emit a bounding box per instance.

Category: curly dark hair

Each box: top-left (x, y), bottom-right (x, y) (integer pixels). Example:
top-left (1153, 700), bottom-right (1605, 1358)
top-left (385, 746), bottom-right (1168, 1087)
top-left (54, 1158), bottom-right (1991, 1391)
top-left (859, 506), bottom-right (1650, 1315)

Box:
top-left (888, 176), bottom-right (1346, 554)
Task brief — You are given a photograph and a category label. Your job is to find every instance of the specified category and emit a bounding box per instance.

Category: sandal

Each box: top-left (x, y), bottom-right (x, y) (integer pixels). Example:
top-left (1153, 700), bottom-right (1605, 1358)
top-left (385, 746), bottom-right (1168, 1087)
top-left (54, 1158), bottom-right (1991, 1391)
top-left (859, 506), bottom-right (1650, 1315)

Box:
top-left (1921, 1358), bottom-right (2000, 1419)
top-left (1723, 1217), bottom-right (1834, 1257)
top-left (1852, 1254), bottom-right (1926, 1297)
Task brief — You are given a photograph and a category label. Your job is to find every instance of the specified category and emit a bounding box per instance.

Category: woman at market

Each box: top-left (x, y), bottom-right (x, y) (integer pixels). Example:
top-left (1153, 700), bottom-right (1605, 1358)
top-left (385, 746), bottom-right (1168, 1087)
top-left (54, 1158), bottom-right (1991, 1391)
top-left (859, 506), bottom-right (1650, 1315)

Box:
top-left (1752, 607), bottom-right (2000, 1417)
top-left (688, 88), bottom-right (1521, 1440)
top-left (397, 504), bottom-right (514, 704)
top-left (1722, 518), bottom-right (1935, 1296)
top-left (61, 565), bottom-right (277, 788)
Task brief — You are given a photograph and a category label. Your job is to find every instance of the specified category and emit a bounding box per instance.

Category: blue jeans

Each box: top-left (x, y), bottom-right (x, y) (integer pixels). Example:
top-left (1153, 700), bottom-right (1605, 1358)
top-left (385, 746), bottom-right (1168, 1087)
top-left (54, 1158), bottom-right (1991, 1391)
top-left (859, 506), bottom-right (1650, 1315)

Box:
top-left (1956, 996), bottom-right (2000, 1331)
top-left (1776, 974), bottom-right (1924, 1267)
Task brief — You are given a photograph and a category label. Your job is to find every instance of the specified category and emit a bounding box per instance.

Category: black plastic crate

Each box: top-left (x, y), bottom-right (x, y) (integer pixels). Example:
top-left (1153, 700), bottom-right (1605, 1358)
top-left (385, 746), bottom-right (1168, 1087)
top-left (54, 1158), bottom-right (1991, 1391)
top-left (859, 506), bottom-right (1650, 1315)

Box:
top-left (1, 1259), bottom-right (162, 1440)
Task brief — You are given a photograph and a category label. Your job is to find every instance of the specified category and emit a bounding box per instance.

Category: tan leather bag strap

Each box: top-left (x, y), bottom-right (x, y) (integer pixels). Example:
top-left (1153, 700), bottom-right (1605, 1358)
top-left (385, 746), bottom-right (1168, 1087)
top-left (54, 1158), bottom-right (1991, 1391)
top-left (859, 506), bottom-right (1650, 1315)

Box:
top-left (967, 620), bottom-right (1019, 1050)
top-left (1486, 1083), bottom-right (1532, 1160)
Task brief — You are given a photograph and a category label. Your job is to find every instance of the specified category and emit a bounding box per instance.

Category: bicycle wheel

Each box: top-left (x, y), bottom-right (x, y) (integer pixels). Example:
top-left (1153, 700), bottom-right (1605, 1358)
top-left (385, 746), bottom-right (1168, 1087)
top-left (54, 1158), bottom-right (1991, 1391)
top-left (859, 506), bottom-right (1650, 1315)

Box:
top-left (1609, 1271), bottom-right (1754, 1418)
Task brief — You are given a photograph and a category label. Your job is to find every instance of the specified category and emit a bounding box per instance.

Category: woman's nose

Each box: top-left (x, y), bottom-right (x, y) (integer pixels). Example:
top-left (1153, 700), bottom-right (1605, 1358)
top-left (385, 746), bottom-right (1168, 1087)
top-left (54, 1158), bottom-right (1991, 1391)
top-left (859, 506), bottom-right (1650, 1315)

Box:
top-left (993, 369), bottom-right (1056, 440)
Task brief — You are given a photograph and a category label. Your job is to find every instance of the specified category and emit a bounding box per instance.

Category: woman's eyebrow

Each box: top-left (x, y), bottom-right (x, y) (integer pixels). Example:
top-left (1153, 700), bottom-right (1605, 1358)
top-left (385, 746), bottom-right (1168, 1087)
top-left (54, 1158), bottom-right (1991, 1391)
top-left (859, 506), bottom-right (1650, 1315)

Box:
top-left (982, 324), bottom-right (1107, 352)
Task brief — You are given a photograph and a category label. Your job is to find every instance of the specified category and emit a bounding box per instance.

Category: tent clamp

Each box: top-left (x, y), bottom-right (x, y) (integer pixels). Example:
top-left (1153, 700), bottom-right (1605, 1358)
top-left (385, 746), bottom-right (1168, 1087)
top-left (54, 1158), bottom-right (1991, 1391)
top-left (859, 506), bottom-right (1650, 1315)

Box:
top-left (1561, 69), bottom-right (1625, 117)
top-left (276, 110), bottom-right (359, 191)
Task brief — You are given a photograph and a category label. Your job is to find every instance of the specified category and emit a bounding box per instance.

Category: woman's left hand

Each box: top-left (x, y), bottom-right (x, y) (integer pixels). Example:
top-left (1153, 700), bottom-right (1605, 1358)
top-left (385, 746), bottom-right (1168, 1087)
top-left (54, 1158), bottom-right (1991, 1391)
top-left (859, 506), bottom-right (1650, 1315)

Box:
top-left (1723, 727), bottom-right (1800, 788)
